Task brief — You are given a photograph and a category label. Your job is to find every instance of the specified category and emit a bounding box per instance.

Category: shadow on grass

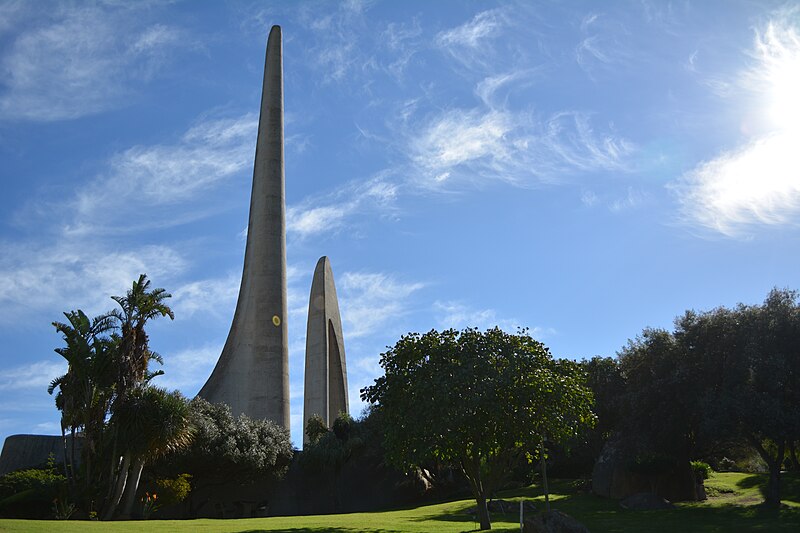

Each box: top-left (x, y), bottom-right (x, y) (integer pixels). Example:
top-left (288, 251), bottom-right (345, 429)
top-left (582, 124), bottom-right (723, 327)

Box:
top-left (413, 486), bottom-right (800, 533)
top-left (736, 472), bottom-right (800, 504)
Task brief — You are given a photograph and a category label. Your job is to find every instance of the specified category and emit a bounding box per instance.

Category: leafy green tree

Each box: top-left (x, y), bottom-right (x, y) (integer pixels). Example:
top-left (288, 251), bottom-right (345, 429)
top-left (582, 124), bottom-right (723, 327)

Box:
top-left (676, 289), bottom-right (800, 507)
top-left (617, 328), bottom-right (705, 461)
top-left (361, 327), bottom-right (595, 530)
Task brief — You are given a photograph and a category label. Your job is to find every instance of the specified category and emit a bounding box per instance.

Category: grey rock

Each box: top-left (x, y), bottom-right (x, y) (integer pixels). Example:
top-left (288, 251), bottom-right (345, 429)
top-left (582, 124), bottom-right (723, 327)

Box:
top-left (619, 492), bottom-right (675, 510)
top-left (523, 510), bottom-right (591, 533)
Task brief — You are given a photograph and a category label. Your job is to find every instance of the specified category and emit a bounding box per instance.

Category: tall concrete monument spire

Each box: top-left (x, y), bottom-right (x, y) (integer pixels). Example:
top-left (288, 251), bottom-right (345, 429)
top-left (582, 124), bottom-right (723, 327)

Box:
top-left (199, 25), bottom-right (290, 432)
top-left (303, 256), bottom-right (349, 445)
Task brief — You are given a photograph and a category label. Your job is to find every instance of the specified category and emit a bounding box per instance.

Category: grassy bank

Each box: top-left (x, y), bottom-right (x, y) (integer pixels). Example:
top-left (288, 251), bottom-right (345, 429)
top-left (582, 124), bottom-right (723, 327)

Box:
top-left (1, 472), bottom-right (798, 532)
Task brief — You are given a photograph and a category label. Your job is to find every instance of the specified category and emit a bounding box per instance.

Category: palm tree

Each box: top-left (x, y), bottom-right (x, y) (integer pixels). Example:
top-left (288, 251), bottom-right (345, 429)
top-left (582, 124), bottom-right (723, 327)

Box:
top-left (100, 274), bottom-right (177, 518)
top-left (49, 310), bottom-right (116, 490)
top-left (109, 274), bottom-right (174, 398)
top-left (104, 386), bottom-right (194, 519)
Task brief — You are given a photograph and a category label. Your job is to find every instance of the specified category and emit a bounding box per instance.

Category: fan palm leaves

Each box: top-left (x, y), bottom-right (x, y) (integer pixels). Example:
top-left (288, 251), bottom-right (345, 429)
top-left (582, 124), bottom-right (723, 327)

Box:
top-left (109, 274), bottom-right (174, 398)
top-left (105, 386), bottom-right (194, 519)
top-left (48, 310), bottom-right (116, 486)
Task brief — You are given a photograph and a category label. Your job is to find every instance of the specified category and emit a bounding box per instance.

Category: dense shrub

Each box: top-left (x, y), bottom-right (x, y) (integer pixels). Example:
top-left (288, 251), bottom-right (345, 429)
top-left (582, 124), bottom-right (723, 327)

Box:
top-left (691, 461), bottom-right (712, 482)
top-left (0, 456), bottom-right (67, 518)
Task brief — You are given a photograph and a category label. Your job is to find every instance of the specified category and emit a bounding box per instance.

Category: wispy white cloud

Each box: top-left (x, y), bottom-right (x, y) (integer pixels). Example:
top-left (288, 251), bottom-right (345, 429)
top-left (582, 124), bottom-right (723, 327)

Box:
top-left (409, 107), bottom-right (633, 189)
top-left (609, 187), bottom-right (647, 212)
top-left (0, 241), bottom-right (186, 324)
top-left (0, 361), bottom-right (66, 391)
top-left (433, 300), bottom-right (557, 340)
top-left (382, 18), bottom-right (423, 79)
top-left (172, 273), bottom-right (240, 320)
top-left (287, 175), bottom-right (398, 238)
top-left (0, 4), bottom-right (187, 121)
top-left (575, 13), bottom-right (631, 78)
top-left (296, 0), bottom-right (375, 83)
top-left (437, 9), bottom-right (501, 48)
top-left (338, 271), bottom-right (425, 339)
top-left (433, 300), bottom-right (520, 332)
top-left (155, 344), bottom-right (222, 393)
top-left (435, 9), bottom-right (506, 69)
top-left (63, 114), bottom-right (256, 236)
top-left (412, 108), bottom-right (514, 178)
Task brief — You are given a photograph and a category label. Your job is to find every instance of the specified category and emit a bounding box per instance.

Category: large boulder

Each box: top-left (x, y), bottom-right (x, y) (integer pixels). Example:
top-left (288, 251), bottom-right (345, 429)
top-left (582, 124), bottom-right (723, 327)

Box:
top-left (591, 437), bottom-right (698, 502)
top-left (523, 510), bottom-right (590, 533)
top-left (465, 499), bottom-right (536, 516)
top-left (619, 492), bottom-right (674, 510)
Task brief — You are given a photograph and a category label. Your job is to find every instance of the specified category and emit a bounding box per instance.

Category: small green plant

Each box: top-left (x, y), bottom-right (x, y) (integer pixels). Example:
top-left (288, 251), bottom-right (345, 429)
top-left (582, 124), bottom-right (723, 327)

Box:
top-left (155, 474), bottom-right (192, 507)
top-left (141, 492), bottom-right (158, 519)
top-left (51, 497), bottom-right (75, 520)
top-left (305, 414), bottom-right (328, 443)
top-left (691, 461), bottom-right (712, 482)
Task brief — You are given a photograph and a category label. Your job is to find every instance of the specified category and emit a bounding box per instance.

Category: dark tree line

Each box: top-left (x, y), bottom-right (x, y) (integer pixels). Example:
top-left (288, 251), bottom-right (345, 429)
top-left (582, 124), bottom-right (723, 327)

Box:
top-left (580, 288), bottom-right (800, 508)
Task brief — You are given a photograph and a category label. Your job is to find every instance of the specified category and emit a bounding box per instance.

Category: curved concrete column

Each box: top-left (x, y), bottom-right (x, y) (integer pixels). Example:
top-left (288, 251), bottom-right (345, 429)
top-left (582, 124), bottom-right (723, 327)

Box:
top-left (303, 256), bottom-right (349, 445)
top-left (198, 26), bottom-right (290, 433)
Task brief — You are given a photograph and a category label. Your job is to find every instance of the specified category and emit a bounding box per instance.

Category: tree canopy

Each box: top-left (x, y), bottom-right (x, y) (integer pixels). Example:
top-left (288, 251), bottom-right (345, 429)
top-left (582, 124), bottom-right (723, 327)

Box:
top-left (361, 327), bottom-right (595, 530)
top-left (615, 288), bottom-right (800, 507)
top-left (48, 275), bottom-right (192, 519)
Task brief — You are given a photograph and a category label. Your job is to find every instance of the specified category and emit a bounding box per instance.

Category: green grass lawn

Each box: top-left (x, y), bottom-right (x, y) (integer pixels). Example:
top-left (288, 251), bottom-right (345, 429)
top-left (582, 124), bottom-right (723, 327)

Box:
top-left (1, 472), bottom-right (798, 532)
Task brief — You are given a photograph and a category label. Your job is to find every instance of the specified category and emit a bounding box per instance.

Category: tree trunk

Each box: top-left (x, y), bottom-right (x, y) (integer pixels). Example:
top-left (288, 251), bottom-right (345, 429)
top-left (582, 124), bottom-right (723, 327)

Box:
top-left (462, 457), bottom-right (491, 530)
top-left (749, 436), bottom-right (784, 508)
top-left (119, 456), bottom-right (146, 518)
top-left (60, 426), bottom-right (72, 489)
top-left (102, 453), bottom-right (131, 520)
top-left (766, 463), bottom-right (782, 509)
top-left (789, 441), bottom-right (799, 472)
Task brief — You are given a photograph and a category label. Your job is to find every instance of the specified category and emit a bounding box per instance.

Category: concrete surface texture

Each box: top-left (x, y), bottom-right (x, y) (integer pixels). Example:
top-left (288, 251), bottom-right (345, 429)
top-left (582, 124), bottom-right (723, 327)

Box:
top-left (0, 434), bottom-right (82, 476)
top-left (198, 25), bottom-right (290, 433)
top-left (302, 256), bottom-right (349, 445)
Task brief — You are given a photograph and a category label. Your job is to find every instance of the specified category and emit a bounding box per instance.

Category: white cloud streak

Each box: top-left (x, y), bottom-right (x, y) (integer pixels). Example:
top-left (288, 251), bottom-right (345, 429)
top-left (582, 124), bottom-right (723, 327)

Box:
top-left (154, 344), bottom-right (222, 393)
top-left (0, 361), bottom-right (66, 391)
top-left (65, 114), bottom-right (257, 236)
top-left (0, 4), bottom-right (186, 121)
top-left (287, 175), bottom-right (398, 238)
top-left (0, 241), bottom-right (186, 324)
top-left (338, 271), bottom-right (425, 339)
top-left (172, 273), bottom-right (240, 320)
top-left (410, 107), bottom-right (633, 189)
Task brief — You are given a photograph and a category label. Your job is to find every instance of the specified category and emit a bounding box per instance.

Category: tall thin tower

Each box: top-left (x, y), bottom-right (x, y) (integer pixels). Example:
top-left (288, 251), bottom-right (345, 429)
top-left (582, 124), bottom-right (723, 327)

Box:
top-left (199, 25), bottom-right (290, 433)
top-left (303, 256), bottom-right (349, 446)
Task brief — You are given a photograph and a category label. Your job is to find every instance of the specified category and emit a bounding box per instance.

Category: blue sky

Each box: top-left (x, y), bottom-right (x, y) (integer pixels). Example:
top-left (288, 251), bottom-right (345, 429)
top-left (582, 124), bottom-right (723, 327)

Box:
top-left (1, 0), bottom-right (799, 448)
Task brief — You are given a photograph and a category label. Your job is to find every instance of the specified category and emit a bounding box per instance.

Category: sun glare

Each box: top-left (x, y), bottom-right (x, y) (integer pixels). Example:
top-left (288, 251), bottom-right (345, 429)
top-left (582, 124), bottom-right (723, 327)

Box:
top-left (757, 22), bottom-right (800, 132)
